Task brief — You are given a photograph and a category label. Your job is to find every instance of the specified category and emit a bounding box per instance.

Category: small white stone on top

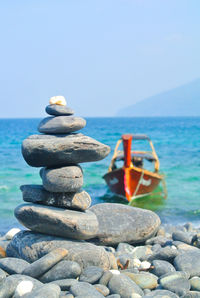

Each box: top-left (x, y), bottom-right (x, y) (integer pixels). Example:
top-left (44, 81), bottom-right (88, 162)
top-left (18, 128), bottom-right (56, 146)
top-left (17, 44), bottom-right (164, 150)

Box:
top-left (49, 96), bottom-right (66, 106)
top-left (5, 228), bottom-right (21, 240)
top-left (15, 280), bottom-right (33, 296)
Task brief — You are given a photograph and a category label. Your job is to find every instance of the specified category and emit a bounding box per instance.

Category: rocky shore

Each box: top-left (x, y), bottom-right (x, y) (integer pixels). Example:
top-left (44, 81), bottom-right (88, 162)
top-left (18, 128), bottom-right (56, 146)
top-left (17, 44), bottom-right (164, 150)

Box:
top-left (1, 97), bottom-right (200, 297)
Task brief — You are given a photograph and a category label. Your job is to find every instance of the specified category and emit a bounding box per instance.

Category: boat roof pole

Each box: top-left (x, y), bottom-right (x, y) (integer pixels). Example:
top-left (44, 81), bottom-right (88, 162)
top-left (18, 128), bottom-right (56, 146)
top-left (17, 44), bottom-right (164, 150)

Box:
top-left (122, 134), bottom-right (132, 168)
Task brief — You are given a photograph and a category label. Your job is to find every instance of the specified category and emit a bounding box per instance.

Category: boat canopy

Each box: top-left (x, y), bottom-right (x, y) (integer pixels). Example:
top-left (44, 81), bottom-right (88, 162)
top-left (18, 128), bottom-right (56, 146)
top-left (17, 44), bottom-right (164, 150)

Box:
top-left (115, 152), bottom-right (156, 162)
top-left (131, 134), bottom-right (150, 141)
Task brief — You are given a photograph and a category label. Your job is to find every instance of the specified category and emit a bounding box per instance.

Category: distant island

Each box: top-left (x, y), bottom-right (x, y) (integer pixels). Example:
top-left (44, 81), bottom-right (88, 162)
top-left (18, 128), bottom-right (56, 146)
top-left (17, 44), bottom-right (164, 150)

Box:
top-left (117, 79), bottom-right (200, 117)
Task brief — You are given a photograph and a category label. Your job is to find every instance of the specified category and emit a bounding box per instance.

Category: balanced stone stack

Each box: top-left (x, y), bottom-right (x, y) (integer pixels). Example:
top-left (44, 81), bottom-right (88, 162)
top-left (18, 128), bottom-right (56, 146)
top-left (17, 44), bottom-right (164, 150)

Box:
top-left (16, 96), bottom-right (111, 241)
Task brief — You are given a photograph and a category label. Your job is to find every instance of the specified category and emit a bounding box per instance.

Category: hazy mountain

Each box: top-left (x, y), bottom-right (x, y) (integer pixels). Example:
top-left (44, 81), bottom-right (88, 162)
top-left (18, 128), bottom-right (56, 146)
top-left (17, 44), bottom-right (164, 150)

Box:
top-left (117, 79), bottom-right (200, 117)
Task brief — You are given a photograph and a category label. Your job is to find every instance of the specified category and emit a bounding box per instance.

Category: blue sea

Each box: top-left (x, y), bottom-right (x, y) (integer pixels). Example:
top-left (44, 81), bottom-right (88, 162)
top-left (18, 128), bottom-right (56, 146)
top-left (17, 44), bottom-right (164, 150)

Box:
top-left (0, 117), bottom-right (200, 233)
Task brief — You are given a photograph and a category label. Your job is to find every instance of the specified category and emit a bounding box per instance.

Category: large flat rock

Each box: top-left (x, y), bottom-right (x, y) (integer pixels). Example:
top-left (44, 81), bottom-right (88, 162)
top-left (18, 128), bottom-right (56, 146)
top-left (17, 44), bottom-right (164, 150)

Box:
top-left (46, 104), bottom-right (74, 116)
top-left (6, 231), bottom-right (116, 270)
top-left (38, 116), bottom-right (86, 134)
top-left (22, 133), bottom-right (111, 167)
top-left (89, 203), bottom-right (161, 246)
top-left (40, 166), bottom-right (83, 192)
top-left (20, 185), bottom-right (91, 211)
top-left (15, 203), bottom-right (99, 240)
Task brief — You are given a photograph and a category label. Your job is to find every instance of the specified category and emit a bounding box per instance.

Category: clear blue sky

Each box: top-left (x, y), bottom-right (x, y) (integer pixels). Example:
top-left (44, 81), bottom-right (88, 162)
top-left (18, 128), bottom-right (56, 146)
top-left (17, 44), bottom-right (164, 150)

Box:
top-left (0, 0), bottom-right (200, 117)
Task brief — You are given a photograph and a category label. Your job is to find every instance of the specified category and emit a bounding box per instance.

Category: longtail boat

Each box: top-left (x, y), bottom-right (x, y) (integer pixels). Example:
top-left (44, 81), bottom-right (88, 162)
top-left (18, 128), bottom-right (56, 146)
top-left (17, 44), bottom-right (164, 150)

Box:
top-left (103, 134), bottom-right (166, 203)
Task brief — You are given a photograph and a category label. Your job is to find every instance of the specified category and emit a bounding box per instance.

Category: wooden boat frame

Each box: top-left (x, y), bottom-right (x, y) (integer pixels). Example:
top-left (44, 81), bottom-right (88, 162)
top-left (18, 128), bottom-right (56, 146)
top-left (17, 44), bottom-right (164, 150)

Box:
top-left (103, 134), bottom-right (166, 202)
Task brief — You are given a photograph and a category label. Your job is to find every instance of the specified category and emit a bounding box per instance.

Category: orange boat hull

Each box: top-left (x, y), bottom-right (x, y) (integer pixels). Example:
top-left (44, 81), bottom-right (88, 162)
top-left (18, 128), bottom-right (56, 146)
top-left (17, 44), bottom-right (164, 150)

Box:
top-left (103, 166), bottom-right (162, 201)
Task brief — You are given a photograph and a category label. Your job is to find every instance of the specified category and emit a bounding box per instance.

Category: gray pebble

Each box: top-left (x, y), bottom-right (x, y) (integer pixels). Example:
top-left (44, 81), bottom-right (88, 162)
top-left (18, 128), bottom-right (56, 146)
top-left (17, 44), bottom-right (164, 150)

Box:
top-left (21, 185), bottom-right (91, 211)
top-left (21, 283), bottom-right (61, 298)
top-left (79, 266), bottom-right (104, 284)
top-left (49, 278), bottom-right (78, 290)
top-left (174, 251), bottom-right (200, 277)
top-left (41, 166), bottom-right (83, 193)
top-left (108, 274), bottom-right (144, 297)
top-left (144, 289), bottom-right (179, 297)
top-left (172, 230), bottom-right (193, 245)
top-left (22, 248), bottom-right (68, 278)
top-left (94, 283), bottom-right (110, 296)
top-left (182, 291), bottom-right (200, 298)
top-left (99, 271), bottom-right (113, 286)
top-left (46, 105), bottom-right (74, 116)
top-left (0, 257), bottom-right (29, 275)
top-left (15, 204), bottom-right (99, 240)
top-left (22, 133), bottom-right (111, 167)
top-left (70, 281), bottom-right (104, 297)
top-left (159, 271), bottom-right (191, 296)
top-left (38, 116), bottom-right (86, 134)
top-left (147, 246), bottom-right (178, 262)
top-left (151, 260), bottom-right (176, 277)
top-left (40, 260), bottom-right (81, 282)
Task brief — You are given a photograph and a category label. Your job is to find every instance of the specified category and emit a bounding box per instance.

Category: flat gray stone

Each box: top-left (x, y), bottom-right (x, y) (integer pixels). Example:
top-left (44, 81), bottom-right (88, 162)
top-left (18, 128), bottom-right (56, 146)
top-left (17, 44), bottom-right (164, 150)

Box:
top-left (146, 246), bottom-right (178, 262)
top-left (38, 116), bottom-right (86, 134)
top-left (0, 274), bottom-right (42, 298)
top-left (46, 105), bottom-right (74, 116)
top-left (6, 231), bottom-right (115, 270)
top-left (49, 279), bottom-right (78, 290)
top-left (21, 283), bottom-right (60, 298)
top-left (160, 272), bottom-right (191, 296)
top-left (89, 203), bottom-right (160, 246)
top-left (151, 260), bottom-right (176, 277)
top-left (174, 251), bottom-right (200, 277)
top-left (172, 230), bottom-right (193, 245)
top-left (15, 203), bottom-right (99, 240)
top-left (41, 166), bottom-right (83, 192)
top-left (0, 257), bottom-right (29, 275)
top-left (144, 289), bottom-right (179, 297)
top-left (70, 281), bottom-right (104, 297)
top-left (22, 248), bottom-right (68, 278)
top-left (40, 260), bottom-right (81, 282)
top-left (122, 272), bottom-right (158, 290)
top-left (21, 185), bottom-right (91, 211)
top-left (79, 266), bottom-right (104, 284)
top-left (108, 274), bottom-right (144, 297)
top-left (22, 133), bottom-right (111, 167)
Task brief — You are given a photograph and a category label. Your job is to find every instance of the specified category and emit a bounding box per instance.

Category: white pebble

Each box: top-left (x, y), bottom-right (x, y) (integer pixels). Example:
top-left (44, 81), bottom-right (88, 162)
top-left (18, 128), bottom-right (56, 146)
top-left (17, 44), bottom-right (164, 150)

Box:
top-left (49, 95), bottom-right (66, 106)
top-left (132, 258), bottom-right (141, 268)
top-left (15, 281), bottom-right (33, 296)
top-left (109, 269), bottom-right (120, 275)
top-left (171, 245), bottom-right (177, 250)
top-left (5, 228), bottom-right (21, 240)
top-left (140, 261), bottom-right (151, 270)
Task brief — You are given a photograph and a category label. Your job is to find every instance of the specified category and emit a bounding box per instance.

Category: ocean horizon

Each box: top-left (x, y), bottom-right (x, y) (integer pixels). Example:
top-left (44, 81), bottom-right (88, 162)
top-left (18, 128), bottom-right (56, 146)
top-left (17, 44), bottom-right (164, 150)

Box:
top-left (1, 116), bottom-right (200, 233)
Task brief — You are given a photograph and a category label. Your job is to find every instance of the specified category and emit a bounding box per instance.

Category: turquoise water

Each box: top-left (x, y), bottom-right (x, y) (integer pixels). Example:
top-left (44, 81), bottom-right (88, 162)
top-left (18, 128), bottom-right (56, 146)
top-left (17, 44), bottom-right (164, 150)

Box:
top-left (0, 117), bottom-right (200, 233)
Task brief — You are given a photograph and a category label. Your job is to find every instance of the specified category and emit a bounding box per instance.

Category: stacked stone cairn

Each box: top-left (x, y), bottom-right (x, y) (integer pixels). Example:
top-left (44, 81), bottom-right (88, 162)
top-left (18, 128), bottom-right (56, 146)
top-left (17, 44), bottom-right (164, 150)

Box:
top-left (0, 96), bottom-right (180, 297)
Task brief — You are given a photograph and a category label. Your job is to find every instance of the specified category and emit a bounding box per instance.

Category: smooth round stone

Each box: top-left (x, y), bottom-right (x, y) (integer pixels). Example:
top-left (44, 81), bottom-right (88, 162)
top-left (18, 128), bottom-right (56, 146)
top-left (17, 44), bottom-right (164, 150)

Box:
top-left (41, 166), bottom-right (83, 193)
top-left (6, 231), bottom-right (114, 270)
top-left (21, 283), bottom-right (61, 298)
top-left (20, 185), bottom-right (91, 211)
top-left (22, 133), bottom-right (111, 167)
top-left (79, 266), bottom-right (104, 284)
top-left (144, 289), bottom-right (179, 297)
top-left (49, 279), bottom-right (78, 290)
top-left (0, 257), bottom-right (29, 275)
top-left (70, 281), bottom-right (104, 297)
top-left (108, 274), bottom-right (143, 297)
top-left (190, 277), bottom-right (200, 291)
top-left (22, 248), bottom-right (68, 278)
top-left (99, 271), bottom-right (113, 286)
top-left (159, 272), bottom-right (191, 296)
top-left (38, 116), bottom-right (86, 134)
top-left (89, 203), bottom-right (160, 246)
top-left (116, 243), bottom-right (135, 255)
top-left (46, 105), bottom-right (74, 116)
top-left (122, 272), bottom-right (158, 290)
top-left (0, 274), bottom-right (42, 298)
top-left (147, 246), bottom-right (178, 262)
top-left (151, 260), bottom-right (176, 277)
top-left (39, 260), bottom-right (81, 282)
top-left (94, 284), bottom-right (110, 296)
top-left (15, 203), bottom-right (99, 240)
top-left (172, 231), bottom-right (193, 245)
top-left (174, 251), bottom-right (200, 277)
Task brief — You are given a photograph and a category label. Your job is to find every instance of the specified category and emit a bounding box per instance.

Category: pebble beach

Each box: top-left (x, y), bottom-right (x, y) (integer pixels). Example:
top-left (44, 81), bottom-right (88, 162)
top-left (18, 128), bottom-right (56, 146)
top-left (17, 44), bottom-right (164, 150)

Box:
top-left (1, 99), bottom-right (200, 297)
